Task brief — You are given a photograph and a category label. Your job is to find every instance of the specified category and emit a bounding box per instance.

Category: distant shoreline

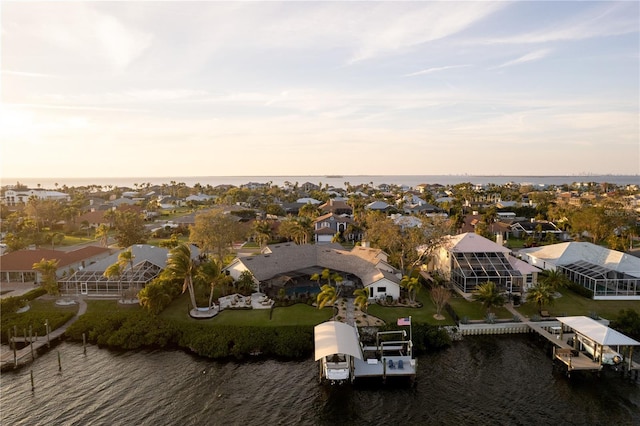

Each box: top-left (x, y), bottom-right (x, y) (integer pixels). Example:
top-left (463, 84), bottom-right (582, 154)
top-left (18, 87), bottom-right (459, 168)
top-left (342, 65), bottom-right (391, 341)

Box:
top-left (2, 174), bottom-right (638, 189)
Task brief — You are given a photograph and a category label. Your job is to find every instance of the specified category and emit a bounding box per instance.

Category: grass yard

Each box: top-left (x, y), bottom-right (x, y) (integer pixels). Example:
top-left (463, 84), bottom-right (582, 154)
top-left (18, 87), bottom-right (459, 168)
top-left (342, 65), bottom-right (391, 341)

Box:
top-left (516, 287), bottom-right (640, 320)
top-left (368, 296), bottom-right (456, 326)
top-left (446, 295), bottom-right (514, 320)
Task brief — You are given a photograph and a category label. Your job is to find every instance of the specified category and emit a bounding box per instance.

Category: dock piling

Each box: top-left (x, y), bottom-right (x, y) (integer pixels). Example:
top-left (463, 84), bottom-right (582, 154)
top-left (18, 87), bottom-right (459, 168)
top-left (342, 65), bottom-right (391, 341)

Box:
top-left (30, 369), bottom-right (34, 391)
top-left (57, 351), bottom-right (62, 372)
top-left (83, 333), bottom-right (86, 355)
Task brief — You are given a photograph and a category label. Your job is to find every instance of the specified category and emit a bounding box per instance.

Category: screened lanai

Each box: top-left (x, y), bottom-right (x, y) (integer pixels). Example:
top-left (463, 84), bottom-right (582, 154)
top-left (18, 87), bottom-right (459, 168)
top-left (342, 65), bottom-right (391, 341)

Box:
top-left (558, 261), bottom-right (640, 299)
top-left (450, 251), bottom-right (523, 294)
top-left (61, 260), bottom-right (163, 296)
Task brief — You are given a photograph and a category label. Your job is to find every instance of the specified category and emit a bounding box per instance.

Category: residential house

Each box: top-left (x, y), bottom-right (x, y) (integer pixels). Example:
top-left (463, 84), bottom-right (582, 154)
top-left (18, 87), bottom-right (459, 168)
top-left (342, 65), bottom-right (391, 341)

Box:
top-left (518, 242), bottom-right (640, 300)
top-left (223, 243), bottom-right (401, 301)
top-left (319, 199), bottom-right (353, 216)
top-left (0, 246), bottom-right (112, 283)
top-left (510, 220), bottom-right (565, 241)
top-left (313, 213), bottom-right (359, 243)
top-left (60, 244), bottom-right (199, 296)
top-left (430, 233), bottom-right (539, 296)
top-left (2, 188), bottom-right (70, 206)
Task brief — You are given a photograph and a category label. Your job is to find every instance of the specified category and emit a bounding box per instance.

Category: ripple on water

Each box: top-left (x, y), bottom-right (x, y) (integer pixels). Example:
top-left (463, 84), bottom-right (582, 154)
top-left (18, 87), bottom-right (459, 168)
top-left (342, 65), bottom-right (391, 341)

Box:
top-left (1, 336), bottom-right (639, 426)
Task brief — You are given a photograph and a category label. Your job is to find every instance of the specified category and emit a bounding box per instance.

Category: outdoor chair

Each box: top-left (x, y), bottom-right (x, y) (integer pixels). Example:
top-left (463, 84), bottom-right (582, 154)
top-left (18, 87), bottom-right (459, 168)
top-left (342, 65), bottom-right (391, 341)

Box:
top-left (388, 359), bottom-right (395, 369)
top-left (398, 360), bottom-right (404, 369)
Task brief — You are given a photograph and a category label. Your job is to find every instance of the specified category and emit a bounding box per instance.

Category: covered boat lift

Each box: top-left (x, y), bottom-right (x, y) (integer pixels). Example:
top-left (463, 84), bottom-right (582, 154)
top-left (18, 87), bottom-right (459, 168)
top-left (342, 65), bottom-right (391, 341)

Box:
top-left (314, 321), bottom-right (362, 384)
top-left (555, 316), bottom-right (640, 378)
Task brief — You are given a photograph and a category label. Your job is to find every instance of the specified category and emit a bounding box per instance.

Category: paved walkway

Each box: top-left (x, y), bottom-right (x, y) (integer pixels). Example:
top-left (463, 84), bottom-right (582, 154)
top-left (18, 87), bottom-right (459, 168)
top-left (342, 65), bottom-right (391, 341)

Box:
top-left (344, 298), bottom-right (355, 326)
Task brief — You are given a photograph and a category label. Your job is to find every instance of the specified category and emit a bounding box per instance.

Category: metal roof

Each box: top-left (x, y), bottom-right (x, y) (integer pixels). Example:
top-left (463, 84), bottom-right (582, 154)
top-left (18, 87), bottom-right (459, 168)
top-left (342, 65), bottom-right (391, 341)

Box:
top-left (557, 316), bottom-right (640, 346)
top-left (314, 321), bottom-right (363, 361)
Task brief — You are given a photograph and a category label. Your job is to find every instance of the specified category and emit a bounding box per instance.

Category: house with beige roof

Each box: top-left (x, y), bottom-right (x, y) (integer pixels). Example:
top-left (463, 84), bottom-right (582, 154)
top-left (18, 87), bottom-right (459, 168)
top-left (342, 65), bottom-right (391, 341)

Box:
top-left (224, 243), bottom-right (402, 301)
top-left (518, 242), bottom-right (640, 300)
top-left (431, 233), bottom-right (539, 296)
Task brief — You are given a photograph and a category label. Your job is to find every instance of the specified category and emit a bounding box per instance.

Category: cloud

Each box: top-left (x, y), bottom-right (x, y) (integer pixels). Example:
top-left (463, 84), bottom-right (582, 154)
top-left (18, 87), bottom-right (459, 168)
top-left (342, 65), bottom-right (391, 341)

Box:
top-left (476, 3), bottom-right (638, 45)
top-left (1, 70), bottom-right (58, 78)
top-left (405, 65), bottom-right (471, 77)
top-left (494, 49), bottom-right (551, 68)
top-left (348, 2), bottom-right (507, 63)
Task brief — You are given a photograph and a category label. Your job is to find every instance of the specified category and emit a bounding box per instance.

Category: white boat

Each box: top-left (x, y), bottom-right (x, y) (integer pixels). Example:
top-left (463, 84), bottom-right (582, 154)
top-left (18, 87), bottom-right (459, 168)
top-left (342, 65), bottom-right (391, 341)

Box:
top-left (574, 334), bottom-right (623, 365)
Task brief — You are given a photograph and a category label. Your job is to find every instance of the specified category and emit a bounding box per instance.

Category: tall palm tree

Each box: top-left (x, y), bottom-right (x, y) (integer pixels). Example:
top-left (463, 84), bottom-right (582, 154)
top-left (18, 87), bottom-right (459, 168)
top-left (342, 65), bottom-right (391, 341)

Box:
top-left (166, 243), bottom-right (199, 310)
top-left (95, 224), bottom-right (110, 247)
top-left (353, 287), bottom-right (370, 313)
top-left (196, 257), bottom-right (229, 309)
top-left (472, 281), bottom-right (505, 314)
top-left (104, 262), bottom-right (124, 299)
top-left (539, 269), bottom-right (569, 292)
top-left (526, 284), bottom-right (555, 314)
top-left (118, 249), bottom-right (136, 297)
top-left (401, 275), bottom-right (422, 303)
top-left (252, 220), bottom-right (272, 249)
top-left (317, 284), bottom-right (337, 311)
top-left (32, 258), bottom-right (60, 295)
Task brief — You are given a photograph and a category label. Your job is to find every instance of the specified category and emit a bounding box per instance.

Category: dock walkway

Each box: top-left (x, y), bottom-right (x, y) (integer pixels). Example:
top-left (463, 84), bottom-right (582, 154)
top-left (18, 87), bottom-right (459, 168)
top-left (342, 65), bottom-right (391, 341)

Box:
top-left (504, 304), bottom-right (603, 374)
top-left (1, 298), bottom-right (87, 370)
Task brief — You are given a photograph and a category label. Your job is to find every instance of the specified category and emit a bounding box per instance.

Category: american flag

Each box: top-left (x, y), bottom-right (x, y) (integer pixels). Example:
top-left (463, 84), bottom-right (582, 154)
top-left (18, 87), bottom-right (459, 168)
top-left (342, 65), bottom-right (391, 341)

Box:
top-left (397, 317), bottom-right (411, 326)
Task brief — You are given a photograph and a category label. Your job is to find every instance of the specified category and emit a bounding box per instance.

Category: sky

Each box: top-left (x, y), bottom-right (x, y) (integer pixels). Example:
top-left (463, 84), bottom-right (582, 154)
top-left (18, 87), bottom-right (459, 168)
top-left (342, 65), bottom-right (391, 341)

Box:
top-left (1, 1), bottom-right (639, 179)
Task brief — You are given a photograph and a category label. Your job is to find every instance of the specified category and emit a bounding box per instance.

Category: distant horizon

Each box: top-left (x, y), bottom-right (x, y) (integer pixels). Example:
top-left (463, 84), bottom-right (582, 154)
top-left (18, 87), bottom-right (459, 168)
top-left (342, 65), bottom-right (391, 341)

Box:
top-left (2, 173), bottom-right (637, 190)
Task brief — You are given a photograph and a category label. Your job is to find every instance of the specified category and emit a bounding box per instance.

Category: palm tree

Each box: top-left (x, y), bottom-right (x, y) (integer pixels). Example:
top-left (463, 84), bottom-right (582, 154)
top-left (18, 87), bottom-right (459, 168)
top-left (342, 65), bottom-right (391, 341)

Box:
top-left (353, 287), bottom-right (370, 312)
top-left (317, 284), bottom-right (337, 311)
top-left (252, 220), bottom-right (272, 249)
top-left (118, 249), bottom-right (136, 298)
top-left (196, 257), bottom-right (230, 309)
top-left (32, 258), bottom-right (60, 295)
top-left (401, 275), bottom-right (422, 303)
top-left (472, 281), bottom-right (505, 314)
top-left (526, 284), bottom-right (555, 314)
top-left (310, 272), bottom-right (322, 288)
top-left (138, 281), bottom-right (172, 315)
top-left (166, 243), bottom-right (199, 310)
top-left (95, 224), bottom-right (110, 247)
top-left (539, 269), bottom-right (569, 292)
top-left (104, 262), bottom-right (124, 299)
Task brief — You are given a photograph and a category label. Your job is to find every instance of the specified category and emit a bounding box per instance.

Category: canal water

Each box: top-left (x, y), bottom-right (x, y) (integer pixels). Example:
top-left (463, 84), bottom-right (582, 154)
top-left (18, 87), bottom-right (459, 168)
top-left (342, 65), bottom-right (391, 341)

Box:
top-left (1, 335), bottom-right (638, 425)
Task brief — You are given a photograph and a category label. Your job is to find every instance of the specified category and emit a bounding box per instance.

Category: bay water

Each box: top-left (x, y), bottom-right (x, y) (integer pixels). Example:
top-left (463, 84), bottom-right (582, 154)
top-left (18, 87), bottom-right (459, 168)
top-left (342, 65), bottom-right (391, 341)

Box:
top-left (1, 335), bottom-right (639, 425)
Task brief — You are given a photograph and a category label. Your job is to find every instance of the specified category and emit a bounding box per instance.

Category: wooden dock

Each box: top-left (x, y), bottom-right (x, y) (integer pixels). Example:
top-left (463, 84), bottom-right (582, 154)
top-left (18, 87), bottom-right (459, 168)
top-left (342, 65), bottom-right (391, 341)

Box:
top-left (1, 298), bottom-right (86, 371)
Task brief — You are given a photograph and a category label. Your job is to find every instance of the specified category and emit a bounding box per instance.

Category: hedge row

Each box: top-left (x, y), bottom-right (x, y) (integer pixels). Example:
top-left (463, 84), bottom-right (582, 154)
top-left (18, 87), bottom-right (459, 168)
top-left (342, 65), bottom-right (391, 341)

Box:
top-left (65, 307), bottom-right (450, 359)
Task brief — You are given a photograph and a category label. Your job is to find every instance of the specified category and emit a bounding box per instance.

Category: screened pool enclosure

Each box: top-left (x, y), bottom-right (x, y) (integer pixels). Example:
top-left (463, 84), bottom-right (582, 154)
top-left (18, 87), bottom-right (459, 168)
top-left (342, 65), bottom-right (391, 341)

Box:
top-left (558, 261), bottom-right (640, 299)
top-left (450, 251), bottom-right (524, 294)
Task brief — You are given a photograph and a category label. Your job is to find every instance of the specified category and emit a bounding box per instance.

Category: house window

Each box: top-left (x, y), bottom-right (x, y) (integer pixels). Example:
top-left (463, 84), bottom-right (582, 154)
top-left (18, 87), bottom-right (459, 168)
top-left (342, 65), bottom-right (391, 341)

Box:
top-left (377, 286), bottom-right (386, 293)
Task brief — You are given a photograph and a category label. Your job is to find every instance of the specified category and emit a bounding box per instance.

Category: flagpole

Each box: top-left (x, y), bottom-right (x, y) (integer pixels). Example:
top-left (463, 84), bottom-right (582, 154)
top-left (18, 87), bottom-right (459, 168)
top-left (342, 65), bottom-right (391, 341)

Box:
top-left (409, 315), bottom-right (412, 356)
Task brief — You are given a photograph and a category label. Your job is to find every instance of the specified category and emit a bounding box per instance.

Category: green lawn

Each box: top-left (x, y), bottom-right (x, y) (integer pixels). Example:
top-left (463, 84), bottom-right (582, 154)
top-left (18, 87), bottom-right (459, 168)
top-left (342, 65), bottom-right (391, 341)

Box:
top-left (368, 296), bottom-right (456, 326)
top-left (160, 293), bottom-right (332, 326)
top-left (447, 295), bottom-right (513, 320)
top-left (516, 287), bottom-right (640, 320)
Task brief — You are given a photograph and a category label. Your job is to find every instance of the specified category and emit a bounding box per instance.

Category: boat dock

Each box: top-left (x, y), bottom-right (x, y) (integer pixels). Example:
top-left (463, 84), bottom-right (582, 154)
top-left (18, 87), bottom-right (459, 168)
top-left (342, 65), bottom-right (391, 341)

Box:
top-left (1, 298), bottom-right (86, 371)
top-left (314, 321), bottom-right (416, 384)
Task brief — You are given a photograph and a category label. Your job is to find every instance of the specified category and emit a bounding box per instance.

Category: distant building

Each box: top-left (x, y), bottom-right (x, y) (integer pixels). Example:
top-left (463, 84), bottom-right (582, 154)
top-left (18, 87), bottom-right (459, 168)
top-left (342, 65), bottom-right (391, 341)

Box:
top-left (2, 188), bottom-right (70, 206)
top-left (518, 242), bottom-right (640, 300)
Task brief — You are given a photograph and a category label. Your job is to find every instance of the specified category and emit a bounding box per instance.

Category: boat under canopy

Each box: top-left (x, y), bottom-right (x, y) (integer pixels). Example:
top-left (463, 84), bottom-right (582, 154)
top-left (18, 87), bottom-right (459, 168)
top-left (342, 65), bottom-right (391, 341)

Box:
top-left (557, 316), bottom-right (640, 366)
top-left (314, 321), bottom-right (363, 362)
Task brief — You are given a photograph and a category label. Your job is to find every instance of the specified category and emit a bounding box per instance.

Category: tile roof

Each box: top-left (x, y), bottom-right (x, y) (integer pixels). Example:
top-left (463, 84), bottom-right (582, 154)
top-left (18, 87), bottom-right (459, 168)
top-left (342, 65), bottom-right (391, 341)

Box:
top-left (0, 246), bottom-right (111, 272)
top-left (229, 243), bottom-right (399, 286)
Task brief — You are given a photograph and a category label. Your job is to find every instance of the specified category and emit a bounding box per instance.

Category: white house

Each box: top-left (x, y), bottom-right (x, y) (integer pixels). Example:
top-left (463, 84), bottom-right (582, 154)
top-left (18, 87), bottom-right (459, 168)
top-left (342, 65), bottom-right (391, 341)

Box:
top-left (3, 188), bottom-right (70, 206)
top-left (431, 233), bottom-right (539, 296)
top-left (518, 242), bottom-right (640, 300)
top-left (224, 243), bottom-right (401, 301)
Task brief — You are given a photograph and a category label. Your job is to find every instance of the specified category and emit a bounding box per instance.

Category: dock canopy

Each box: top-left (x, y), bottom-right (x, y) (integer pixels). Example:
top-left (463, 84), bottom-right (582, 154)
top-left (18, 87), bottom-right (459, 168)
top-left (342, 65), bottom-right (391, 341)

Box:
top-left (314, 321), bottom-right (363, 361)
top-left (558, 316), bottom-right (640, 346)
